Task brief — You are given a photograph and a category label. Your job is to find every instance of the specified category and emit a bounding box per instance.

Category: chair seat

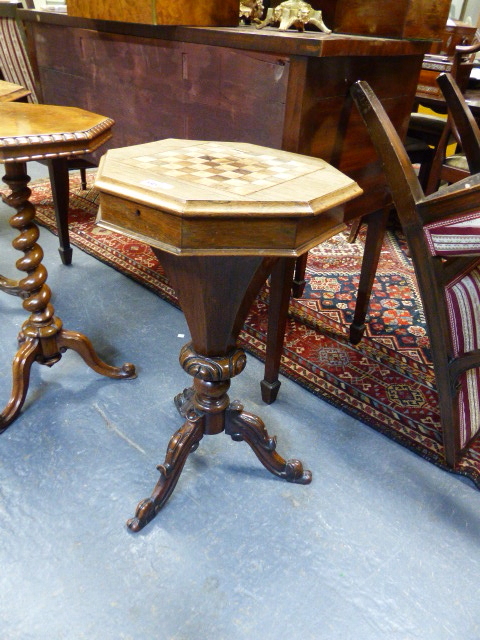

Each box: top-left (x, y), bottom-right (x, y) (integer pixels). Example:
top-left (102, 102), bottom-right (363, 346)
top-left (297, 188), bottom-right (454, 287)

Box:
top-left (408, 111), bottom-right (450, 147)
top-left (424, 211), bottom-right (480, 256)
top-left (444, 154), bottom-right (468, 170)
top-left (446, 263), bottom-right (480, 447)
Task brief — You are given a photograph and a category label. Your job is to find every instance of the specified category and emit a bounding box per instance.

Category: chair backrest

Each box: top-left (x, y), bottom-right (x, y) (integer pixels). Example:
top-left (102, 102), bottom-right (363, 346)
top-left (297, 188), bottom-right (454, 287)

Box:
top-left (0, 15), bottom-right (38, 103)
top-left (450, 39), bottom-right (480, 88)
top-left (436, 71), bottom-right (480, 175)
top-left (424, 45), bottom-right (480, 193)
top-left (350, 80), bottom-right (424, 231)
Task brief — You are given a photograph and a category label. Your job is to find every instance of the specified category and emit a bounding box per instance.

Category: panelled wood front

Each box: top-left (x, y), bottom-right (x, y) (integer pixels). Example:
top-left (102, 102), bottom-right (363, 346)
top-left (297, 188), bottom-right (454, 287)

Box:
top-left (23, 13), bottom-right (428, 224)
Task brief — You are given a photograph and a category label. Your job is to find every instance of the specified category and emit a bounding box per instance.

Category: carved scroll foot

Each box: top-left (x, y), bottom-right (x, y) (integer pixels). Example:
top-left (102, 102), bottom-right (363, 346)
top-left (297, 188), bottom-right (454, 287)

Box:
top-left (0, 338), bottom-right (39, 432)
top-left (225, 401), bottom-right (312, 484)
top-left (127, 417), bottom-right (204, 532)
top-left (56, 329), bottom-right (136, 379)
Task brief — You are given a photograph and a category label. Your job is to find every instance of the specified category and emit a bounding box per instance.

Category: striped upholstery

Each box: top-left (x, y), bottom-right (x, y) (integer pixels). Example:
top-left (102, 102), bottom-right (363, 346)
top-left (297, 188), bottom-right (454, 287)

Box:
top-left (424, 211), bottom-right (480, 257)
top-left (0, 16), bottom-right (37, 103)
top-left (446, 264), bottom-right (480, 447)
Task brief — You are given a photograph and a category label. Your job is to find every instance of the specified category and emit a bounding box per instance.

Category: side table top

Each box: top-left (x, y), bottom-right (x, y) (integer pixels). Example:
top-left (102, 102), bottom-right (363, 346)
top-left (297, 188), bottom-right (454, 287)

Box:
top-left (96, 139), bottom-right (362, 256)
top-left (0, 103), bottom-right (114, 162)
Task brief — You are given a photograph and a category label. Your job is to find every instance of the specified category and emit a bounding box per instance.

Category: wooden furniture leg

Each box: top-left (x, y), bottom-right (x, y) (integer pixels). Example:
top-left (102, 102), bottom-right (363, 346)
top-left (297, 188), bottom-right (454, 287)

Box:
top-left (48, 157), bottom-right (72, 266)
top-left (292, 253), bottom-right (308, 298)
top-left (349, 207), bottom-right (390, 345)
top-left (0, 162), bottom-right (136, 431)
top-left (261, 256), bottom-right (296, 404)
top-left (126, 254), bottom-right (312, 532)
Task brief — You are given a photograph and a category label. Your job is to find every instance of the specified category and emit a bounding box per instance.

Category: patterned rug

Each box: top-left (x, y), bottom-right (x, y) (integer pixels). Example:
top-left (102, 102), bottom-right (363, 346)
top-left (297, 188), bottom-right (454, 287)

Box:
top-left (15, 173), bottom-right (480, 488)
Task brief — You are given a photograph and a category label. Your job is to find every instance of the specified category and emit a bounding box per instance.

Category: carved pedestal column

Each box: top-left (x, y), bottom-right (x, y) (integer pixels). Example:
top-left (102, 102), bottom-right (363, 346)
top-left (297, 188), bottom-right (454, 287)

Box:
top-left (0, 162), bottom-right (136, 431)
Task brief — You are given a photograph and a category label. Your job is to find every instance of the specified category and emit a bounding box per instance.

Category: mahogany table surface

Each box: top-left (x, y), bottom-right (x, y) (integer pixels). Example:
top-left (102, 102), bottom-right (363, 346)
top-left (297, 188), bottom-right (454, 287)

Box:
top-left (0, 102), bottom-right (114, 163)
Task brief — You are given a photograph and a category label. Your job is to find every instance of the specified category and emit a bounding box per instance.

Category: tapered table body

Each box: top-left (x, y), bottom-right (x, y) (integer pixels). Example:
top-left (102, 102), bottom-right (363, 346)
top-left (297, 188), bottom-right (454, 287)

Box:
top-left (95, 139), bottom-right (361, 530)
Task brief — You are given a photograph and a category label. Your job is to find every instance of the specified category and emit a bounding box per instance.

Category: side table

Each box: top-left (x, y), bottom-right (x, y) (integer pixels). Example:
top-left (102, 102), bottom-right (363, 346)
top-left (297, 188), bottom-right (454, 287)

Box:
top-left (0, 102), bottom-right (136, 431)
top-left (95, 139), bottom-right (361, 531)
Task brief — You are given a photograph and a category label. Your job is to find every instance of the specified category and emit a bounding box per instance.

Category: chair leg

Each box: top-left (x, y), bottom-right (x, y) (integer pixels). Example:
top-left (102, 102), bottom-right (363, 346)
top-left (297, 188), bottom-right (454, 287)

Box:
top-left (261, 257), bottom-right (296, 404)
top-left (292, 253), bottom-right (308, 298)
top-left (48, 157), bottom-right (73, 265)
top-left (347, 217), bottom-right (363, 243)
top-left (349, 207), bottom-right (390, 344)
top-left (80, 167), bottom-right (87, 190)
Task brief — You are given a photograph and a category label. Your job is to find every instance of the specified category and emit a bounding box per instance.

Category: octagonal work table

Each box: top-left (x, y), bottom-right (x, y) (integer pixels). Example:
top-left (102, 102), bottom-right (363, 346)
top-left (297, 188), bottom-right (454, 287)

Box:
top-left (95, 139), bottom-right (362, 531)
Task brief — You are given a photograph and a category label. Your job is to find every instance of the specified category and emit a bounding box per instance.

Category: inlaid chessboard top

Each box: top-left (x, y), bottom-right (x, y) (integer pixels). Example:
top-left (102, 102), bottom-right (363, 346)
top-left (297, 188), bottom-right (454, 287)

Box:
top-left (95, 139), bottom-right (362, 217)
top-left (132, 142), bottom-right (319, 197)
top-left (0, 103), bottom-right (114, 162)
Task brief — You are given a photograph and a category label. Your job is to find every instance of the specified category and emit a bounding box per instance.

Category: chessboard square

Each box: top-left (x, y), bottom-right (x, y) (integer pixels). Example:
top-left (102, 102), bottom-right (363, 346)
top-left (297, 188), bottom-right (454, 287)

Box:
top-left (241, 173), bottom-right (264, 182)
top-left (216, 164), bottom-right (240, 171)
top-left (164, 161), bottom-right (185, 169)
top-left (193, 177), bottom-right (221, 186)
top-left (219, 170), bottom-right (247, 179)
top-left (208, 175), bottom-right (230, 182)
top-left (190, 170), bottom-right (217, 178)
top-left (252, 164), bottom-right (274, 173)
top-left (162, 168), bottom-right (185, 177)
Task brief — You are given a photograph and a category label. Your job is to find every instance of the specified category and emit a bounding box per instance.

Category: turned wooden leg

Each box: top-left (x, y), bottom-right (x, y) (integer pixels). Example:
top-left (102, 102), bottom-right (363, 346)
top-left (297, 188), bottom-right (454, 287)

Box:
top-left (0, 168), bottom-right (27, 298)
top-left (349, 207), bottom-right (389, 344)
top-left (261, 257), bottom-right (296, 404)
top-left (0, 162), bottom-right (136, 430)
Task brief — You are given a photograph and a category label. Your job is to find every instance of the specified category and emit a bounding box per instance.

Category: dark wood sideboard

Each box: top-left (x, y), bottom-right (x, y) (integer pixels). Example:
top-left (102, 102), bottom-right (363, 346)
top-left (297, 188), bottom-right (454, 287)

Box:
top-left (19, 10), bottom-right (429, 223)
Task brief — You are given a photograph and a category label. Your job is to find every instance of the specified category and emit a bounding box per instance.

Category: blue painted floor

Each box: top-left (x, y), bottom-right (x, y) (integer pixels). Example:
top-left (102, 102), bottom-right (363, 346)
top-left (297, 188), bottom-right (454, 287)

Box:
top-left (0, 163), bottom-right (480, 639)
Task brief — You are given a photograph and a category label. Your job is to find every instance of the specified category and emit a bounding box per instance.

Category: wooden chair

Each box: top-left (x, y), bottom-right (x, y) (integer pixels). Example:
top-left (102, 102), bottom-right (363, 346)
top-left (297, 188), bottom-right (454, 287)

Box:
top-left (350, 77), bottom-right (480, 467)
top-left (411, 41), bottom-right (480, 195)
top-left (0, 6), bottom-right (97, 265)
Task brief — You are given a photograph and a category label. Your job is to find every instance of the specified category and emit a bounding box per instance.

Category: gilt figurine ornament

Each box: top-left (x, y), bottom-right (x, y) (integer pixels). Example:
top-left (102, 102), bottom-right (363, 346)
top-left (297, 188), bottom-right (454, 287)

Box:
top-left (239, 0), bottom-right (264, 23)
top-left (256, 0), bottom-right (331, 32)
